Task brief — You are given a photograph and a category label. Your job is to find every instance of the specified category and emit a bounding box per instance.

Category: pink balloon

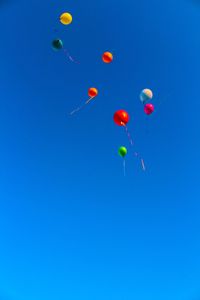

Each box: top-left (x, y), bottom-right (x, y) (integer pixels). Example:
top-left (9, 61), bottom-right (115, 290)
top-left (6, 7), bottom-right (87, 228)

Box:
top-left (144, 103), bottom-right (154, 115)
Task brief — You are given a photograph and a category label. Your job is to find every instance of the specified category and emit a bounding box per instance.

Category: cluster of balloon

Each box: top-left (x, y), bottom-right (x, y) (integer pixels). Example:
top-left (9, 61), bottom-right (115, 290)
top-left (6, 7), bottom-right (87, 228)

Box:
top-left (140, 89), bottom-right (154, 115)
top-left (51, 11), bottom-right (155, 175)
top-left (70, 87), bottom-right (98, 115)
top-left (113, 110), bottom-right (145, 171)
top-left (118, 146), bottom-right (127, 176)
top-left (52, 12), bottom-right (78, 63)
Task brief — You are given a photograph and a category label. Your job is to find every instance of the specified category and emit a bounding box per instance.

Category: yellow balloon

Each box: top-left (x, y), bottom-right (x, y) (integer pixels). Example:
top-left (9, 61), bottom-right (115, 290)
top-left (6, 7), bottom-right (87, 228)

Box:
top-left (60, 12), bottom-right (72, 25)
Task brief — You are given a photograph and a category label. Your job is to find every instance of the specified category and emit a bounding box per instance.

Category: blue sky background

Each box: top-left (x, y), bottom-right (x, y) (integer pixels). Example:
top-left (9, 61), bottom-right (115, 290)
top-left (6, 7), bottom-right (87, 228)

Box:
top-left (0, 0), bottom-right (200, 299)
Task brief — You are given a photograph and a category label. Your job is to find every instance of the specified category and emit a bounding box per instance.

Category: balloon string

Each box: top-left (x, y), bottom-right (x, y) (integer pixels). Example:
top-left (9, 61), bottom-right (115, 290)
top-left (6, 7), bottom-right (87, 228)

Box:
top-left (141, 158), bottom-right (146, 171)
top-left (124, 124), bottom-right (146, 171)
top-left (70, 97), bottom-right (94, 115)
top-left (123, 159), bottom-right (126, 176)
top-left (124, 124), bottom-right (134, 145)
top-left (85, 97), bottom-right (94, 104)
top-left (63, 49), bottom-right (79, 64)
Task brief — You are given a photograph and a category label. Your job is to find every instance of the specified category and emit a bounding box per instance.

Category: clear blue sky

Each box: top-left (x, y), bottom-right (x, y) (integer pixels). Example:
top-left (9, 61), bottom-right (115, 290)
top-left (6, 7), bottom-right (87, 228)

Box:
top-left (0, 0), bottom-right (200, 299)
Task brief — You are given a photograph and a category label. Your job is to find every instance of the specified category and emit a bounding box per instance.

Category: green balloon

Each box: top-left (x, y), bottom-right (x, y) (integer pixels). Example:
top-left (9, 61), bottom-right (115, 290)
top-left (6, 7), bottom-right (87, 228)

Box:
top-left (118, 146), bottom-right (127, 158)
top-left (52, 39), bottom-right (63, 50)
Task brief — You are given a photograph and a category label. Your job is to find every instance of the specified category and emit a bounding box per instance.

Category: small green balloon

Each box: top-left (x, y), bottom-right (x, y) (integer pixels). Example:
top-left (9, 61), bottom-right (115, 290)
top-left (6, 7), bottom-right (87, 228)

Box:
top-left (118, 146), bottom-right (127, 158)
top-left (52, 39), bottom-right (63, 50)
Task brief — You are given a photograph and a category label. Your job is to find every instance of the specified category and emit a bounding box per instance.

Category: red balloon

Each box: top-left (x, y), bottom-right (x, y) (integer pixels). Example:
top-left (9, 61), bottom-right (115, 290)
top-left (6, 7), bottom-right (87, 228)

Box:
top-left (102, 52), bottom-right (113, 63)
top-left (144, 103), bottom-right (154, 115)
top-left (113, 110), bottom-right (130, 126)
top-left (88, 87), bottom-right (98, 98)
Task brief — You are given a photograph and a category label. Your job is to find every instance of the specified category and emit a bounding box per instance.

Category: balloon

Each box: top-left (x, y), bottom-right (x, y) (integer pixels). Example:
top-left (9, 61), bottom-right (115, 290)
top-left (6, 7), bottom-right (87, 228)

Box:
top-left (140, 89), bottom-right (153, 103)
top-left (70, 88), bottom-right (98, 115)
top-left (102, 52), bottom-right (113, 63)
top-left (88, 87), bottom-right (98, 98)
top-left (113, 110), bottom-right (130, 126)
top-left (52, 39), bottom-right (63, 50)
top-left (118, 146), bottom-right (127, 158)
top-left (60, 12), bottom-right (72, 25)
top-left (144, 103), bottom-right (154, 115)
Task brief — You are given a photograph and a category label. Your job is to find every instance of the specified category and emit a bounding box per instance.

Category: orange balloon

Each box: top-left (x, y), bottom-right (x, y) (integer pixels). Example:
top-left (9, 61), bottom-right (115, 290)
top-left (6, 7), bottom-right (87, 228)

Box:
top-left (88, 87), bottom-right (98, 98)
top-left (102, 52), bottom-right (113, 63)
